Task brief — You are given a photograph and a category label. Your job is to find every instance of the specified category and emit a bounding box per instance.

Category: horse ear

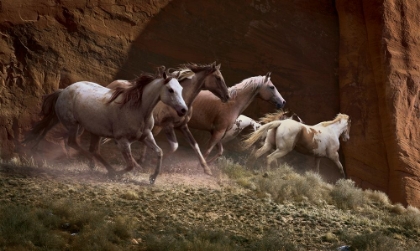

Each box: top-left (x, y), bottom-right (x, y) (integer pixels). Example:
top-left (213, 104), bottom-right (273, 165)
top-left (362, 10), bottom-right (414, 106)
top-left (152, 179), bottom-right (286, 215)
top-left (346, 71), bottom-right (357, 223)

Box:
top-left (211, 61), bottom-right (216, 67)
top-left (216, 63), bottom-right (221, 70)
top-left (265, 72), bottom-right (271, 82)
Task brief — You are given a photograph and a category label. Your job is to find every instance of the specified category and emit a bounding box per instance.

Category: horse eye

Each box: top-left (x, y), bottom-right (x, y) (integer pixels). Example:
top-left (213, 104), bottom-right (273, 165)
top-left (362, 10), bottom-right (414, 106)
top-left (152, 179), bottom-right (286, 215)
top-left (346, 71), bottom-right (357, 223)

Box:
top-left (168, 88), bottom-right (174, 93)
top-left (269, 86), bottom-right (275, 90)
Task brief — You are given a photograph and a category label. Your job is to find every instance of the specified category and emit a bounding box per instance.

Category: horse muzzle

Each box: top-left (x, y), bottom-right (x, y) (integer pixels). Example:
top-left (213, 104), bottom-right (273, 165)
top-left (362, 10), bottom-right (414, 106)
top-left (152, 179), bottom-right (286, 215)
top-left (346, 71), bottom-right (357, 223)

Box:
top-left (275, 100), bottom-right (286, 109)
top-left (176, 107), bottom-right (188, 117)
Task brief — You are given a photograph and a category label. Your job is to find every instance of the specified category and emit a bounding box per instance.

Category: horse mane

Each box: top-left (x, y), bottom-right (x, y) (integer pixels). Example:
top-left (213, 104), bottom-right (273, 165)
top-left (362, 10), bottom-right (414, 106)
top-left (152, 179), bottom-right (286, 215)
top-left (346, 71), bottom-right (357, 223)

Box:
top-left (107, 72), bottom-right (170, 108)
top-left (259, 109), bottom-right (290, 124)
top-left (228, 75), bottom-right (266, 99)
top-left (320, 113), bottom-right (349, 127)
top-left (173, 63), bottom-right (216, 81)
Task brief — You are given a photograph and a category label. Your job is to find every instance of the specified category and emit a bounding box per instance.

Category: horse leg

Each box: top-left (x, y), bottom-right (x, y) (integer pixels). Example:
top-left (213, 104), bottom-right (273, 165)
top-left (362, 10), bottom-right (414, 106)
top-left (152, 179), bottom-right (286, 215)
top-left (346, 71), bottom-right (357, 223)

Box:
top-left (247, 142), bottom-right (273, 170)
top-left (164, 127), bottom-right (178, 153)
top-left (266, 149), bottom-right (289, 170)
top-left (179, 124), bottom-right (212, 175)
top-left (115, 138), bottom-right (140, 173)
top-left (203, 130), bottom-right (225, 163)
top-left (142, 132), bottom-right (163, 184)
top-left (89, 134), bottom-right (116, 174)
top-left (328, 151), bottom-right (346, 179)
top-left (314, 157), bottom-right (321, 173)
top-left (207, 142), bottom-right (224, 164)
top-left (66, 126), bottom-right (96, 167)
top-left (139, 126), bottom-right (163, 164)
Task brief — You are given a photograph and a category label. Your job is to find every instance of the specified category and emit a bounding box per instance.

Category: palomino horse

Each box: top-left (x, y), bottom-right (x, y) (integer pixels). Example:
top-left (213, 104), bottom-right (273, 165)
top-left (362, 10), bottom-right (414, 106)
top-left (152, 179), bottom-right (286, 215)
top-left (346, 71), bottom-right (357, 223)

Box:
top-left (188, 72), bottom-right (286, 163)
top-left (243, 113), bottom-right (351, 178)
top-left (108, 62), bottom-right (230, 175)
top-left (24, 71), bottom-right (188, 184)
top-left (222, 110), bottom-right (303, 143)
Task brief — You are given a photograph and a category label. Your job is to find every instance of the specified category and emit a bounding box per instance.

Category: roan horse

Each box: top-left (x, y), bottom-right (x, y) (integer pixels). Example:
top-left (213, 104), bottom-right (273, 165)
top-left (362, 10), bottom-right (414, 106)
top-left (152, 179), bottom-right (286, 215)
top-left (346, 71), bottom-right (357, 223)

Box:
top-left (107, 62), bottom-right (230, 175)
top-left (24, 71), bottom-right (188, 184)
top-left (243, 113), bottom-right (351, 178)
top-left (188, 72), bottom-right (286, 163)
top-left (222, 110), bottom-right (303, 143)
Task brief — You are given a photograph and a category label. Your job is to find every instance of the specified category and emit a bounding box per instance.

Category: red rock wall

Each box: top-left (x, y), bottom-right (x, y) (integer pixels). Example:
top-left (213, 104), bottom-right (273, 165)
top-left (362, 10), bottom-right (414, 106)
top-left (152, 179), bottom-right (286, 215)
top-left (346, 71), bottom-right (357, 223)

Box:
top-left (336, 0), bottom-right (420, 206)
top-left (0, 0), bottom-right (419, 206)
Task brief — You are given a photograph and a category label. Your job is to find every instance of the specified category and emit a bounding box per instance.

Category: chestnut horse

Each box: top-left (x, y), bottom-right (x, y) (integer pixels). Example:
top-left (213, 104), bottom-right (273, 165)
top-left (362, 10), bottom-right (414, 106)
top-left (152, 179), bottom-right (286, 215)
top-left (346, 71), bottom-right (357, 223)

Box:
top-left (188, 72), bottom-right (286, 163)
top-left (107, 62), bottom-right (230, 175)
top-left (243, 113), bottom-right (351, 178)
top-left (24, 71), bottom-right (187, 184)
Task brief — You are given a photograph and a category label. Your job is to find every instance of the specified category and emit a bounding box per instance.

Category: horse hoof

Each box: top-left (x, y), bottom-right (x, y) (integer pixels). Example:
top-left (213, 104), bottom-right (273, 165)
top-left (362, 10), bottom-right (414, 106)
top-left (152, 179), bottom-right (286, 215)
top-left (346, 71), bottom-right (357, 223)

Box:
top-left (149, 175), bottom-right (156, 184)
top-left (204, 167), bottom-right (213, 176)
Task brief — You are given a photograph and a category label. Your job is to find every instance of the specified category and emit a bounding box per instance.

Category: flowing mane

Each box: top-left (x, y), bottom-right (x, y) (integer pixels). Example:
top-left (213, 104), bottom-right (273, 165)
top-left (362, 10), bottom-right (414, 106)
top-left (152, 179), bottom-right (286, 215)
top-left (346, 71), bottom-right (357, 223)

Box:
top-left (259, 109), bottom-right (290, 124)
top-left (319, 113), bottom-right (349, 127)
top-left (228, 75), bottom-right (266, 99)
top-left (172, 63), bottom-right (217, 81)
top-left (107, 73), bottom-right (171, 108)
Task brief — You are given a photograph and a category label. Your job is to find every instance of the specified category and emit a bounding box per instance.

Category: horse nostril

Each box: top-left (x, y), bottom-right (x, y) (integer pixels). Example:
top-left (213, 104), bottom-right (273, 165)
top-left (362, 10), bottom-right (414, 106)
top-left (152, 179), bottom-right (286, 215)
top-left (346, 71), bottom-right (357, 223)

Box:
top-left (181, 108), bottom-right (186, 114)
top-left (283, 100), bottom-right (286, 104)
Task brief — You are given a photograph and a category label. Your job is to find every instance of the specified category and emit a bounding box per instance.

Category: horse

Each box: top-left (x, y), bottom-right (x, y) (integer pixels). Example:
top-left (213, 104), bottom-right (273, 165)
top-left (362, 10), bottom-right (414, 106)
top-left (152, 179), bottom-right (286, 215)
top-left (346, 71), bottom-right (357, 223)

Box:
top-left (243, 113), bottom-right (351, 178)
top-left (222, 110), bottom-right (303, 143)
top-left (24, 70), bottom-right (188, 184)
top-left (187, 72), bottom-right (286, 163)
top-left (107, 62), bottom-right (230, 176)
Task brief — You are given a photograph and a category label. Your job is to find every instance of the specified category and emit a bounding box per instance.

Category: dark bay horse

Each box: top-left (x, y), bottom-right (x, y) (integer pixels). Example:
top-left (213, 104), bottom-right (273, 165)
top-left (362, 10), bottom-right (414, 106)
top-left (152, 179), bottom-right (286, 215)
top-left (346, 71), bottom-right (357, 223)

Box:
top-left (243, 113), bottom-right (351, 178)
top-left (188, 72), bottom-right (286, 163)
top-left (24, 71), bottom-right (187, 184)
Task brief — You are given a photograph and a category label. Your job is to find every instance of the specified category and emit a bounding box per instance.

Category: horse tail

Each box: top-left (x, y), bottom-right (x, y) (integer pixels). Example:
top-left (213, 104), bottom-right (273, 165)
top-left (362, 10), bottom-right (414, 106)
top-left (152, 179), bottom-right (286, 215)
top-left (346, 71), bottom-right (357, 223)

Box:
top-left (242, 120), bottom-right (282, 149)
top-left (23, 90), bottom-right (63, 147)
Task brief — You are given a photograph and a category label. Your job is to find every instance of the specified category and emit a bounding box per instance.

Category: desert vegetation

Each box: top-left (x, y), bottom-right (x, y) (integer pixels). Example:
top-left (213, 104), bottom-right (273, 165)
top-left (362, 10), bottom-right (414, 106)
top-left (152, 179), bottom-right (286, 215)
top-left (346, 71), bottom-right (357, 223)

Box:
top-left (0, 151), bottom-right (419, 251)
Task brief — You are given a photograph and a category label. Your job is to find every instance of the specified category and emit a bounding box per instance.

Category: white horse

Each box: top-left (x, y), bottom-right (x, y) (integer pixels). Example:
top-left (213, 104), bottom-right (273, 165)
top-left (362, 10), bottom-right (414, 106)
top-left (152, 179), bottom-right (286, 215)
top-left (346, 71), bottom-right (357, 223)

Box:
top-left (222, 110), bottom-right (303, 143)
top-left (24, 71), bottom-right (187, 184)
top-left (243, 113), bottom-right (351, 178)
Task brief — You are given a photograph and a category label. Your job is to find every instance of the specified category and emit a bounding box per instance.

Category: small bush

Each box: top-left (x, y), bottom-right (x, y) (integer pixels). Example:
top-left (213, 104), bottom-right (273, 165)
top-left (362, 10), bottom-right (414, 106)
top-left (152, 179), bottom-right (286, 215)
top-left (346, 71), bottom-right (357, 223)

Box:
top-left (143, 226), bottom-right (240, 251)
top-left (0, 205), bottom-right (66, 250)
top-left (330, 179), bottom-right (366, 210)
top-left (218, 157), bottom-right (252, 180)
top-left (252, 166), bottom-right (330, 204)
top-left (391, 205), bottom-right (420, 230)
top-left (339, 231), bottom-right (406, 251)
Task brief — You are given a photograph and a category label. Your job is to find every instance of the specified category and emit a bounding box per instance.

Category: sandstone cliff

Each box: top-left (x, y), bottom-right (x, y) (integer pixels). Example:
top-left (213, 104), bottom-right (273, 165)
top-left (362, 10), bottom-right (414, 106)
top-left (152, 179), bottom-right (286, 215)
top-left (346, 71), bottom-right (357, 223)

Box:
top-left (0, 0), bottom-right (419, 206)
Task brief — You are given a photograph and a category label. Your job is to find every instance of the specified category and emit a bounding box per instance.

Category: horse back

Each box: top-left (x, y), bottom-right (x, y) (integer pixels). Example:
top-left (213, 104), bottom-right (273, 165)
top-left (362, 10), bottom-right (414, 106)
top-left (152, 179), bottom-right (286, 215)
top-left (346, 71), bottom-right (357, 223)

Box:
top-left (189, 91), bottom-right (232, 131)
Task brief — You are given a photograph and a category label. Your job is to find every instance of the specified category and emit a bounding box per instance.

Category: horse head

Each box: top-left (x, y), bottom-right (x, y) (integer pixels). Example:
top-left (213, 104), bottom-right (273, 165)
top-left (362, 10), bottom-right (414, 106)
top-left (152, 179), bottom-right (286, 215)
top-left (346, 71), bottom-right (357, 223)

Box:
top-left (340, 116), bottom-right (351, 142)
top-left (160, 71), bottom-right (188, 117)
top-left (202, 62), bottom-right (230, 103)
top-left (258, 72), bottom-right (286, 109)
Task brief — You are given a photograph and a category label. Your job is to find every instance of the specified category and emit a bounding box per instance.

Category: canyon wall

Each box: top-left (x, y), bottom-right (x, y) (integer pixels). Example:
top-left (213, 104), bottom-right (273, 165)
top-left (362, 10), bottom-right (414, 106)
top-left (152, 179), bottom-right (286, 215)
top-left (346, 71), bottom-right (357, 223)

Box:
top-left (0, 0), bottom-right (419, 206)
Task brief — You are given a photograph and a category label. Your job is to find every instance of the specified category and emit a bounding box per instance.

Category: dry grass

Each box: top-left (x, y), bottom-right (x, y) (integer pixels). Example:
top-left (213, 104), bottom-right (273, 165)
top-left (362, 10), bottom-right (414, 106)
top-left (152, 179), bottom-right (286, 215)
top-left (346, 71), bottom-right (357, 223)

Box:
top-left (0, 156), bottom-right (419, 250)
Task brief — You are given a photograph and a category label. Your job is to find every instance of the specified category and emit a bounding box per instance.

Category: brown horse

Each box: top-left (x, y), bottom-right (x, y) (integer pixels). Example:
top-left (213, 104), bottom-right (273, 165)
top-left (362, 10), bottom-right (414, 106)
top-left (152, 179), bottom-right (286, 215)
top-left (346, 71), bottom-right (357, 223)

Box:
top-left (24, 70), bottom-right (187, 184)
top-left (188, 72), bottom-right (286, 163)
top-left (107, 62), bottom-right (230, 175)
top-left (243, 113), bottom-right (351, 178)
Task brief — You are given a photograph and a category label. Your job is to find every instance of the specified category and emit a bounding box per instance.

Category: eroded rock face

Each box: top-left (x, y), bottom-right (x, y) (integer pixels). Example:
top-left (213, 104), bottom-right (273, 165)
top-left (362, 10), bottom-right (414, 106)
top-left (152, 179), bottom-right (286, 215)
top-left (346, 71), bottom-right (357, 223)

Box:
top-left (0, 0), bottom-right (419, 206)
top-left (336, 0), bottom-right (420, 206)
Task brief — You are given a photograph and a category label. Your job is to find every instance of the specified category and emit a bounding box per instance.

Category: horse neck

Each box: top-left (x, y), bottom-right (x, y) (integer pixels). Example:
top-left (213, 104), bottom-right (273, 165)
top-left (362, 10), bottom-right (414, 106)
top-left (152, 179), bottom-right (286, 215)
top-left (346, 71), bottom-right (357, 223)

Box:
top-left (181, 70), bottom-right (208, 106)
top-left (229, 81), bottom-right (260, 115)
top-left (139, 80), bottom-right (164, 119)
top-left (326, 120), bottom-right (348, 137)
